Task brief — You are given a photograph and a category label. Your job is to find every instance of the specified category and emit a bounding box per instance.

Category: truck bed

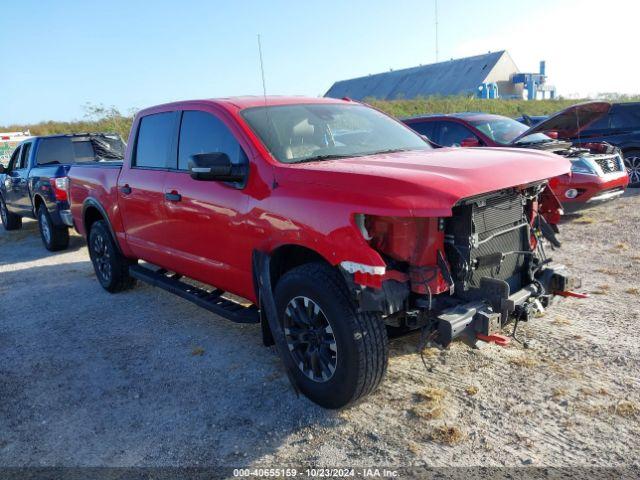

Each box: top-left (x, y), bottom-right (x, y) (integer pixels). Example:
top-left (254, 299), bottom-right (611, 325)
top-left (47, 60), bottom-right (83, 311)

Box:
top-left (68, 162), bottom-right (122, 237)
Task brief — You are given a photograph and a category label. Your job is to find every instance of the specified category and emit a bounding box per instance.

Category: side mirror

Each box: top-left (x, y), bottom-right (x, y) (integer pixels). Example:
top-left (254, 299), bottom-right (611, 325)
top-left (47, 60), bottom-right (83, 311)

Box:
top-left (460, 137), bottom-right (481, 148)
top-left (189, 152), bottom-right (245, 182)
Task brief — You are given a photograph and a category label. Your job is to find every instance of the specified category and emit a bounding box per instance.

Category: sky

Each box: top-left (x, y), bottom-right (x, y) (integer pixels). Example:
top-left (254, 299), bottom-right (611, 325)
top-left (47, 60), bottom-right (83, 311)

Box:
top-left (1, 0), bottom-right (638, 124)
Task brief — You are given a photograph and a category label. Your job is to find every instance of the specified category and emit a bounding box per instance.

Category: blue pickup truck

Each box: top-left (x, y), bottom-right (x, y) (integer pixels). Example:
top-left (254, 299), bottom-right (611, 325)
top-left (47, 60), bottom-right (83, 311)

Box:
top-left (0, 133), bottom-right (125, 250)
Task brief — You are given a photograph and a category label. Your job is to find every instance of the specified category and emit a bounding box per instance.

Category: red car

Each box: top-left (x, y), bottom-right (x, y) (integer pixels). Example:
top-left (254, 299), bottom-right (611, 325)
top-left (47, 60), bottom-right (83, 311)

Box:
top-left (403, 102), bottom-right (629, 212)
top-left (69, 97), bottom-right (578, 408)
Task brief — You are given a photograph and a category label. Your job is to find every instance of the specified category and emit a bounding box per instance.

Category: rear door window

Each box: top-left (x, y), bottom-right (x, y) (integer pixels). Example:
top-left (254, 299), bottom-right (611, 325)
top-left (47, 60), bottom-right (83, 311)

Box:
top-left (134, 112), bottom-right (179, 169)
top-left (177, 110), bottom-right (248, 171)
top-left (19, 143), bottom-right (32, 168)
top-left (438, 122), bottom-right (478, 147)
top-left (8, 146), bottom-right (22, 170)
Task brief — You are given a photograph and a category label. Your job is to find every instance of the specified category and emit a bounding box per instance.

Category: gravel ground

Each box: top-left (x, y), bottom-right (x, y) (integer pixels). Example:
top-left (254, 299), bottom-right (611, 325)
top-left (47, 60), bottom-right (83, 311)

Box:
top-left (0, 191), bottom-right (639, 469)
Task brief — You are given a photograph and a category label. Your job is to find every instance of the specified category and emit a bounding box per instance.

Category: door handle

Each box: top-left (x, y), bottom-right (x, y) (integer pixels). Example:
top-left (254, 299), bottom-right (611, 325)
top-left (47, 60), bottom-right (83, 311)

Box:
top-left (165, 192), bottom-right (182, 202)
top-left (120, 184), bottom-right (132, 194)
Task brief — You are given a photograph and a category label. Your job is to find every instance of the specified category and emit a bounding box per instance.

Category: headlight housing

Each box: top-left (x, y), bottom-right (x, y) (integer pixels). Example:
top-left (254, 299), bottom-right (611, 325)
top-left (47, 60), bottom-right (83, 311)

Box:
top-left (570, 157), bottom-right (598, 175)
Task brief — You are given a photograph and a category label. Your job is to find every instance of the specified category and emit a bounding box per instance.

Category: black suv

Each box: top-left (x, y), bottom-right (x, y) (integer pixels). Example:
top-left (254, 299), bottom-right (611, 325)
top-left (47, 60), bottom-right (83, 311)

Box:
top-left (566, 102), bottom-right (640, 187)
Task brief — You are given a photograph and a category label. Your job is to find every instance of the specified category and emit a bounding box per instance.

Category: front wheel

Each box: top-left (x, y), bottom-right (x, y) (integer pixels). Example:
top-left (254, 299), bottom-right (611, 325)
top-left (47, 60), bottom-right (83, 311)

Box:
top-left (274, 262), bottom-right (389, 409)
top-left (623, 150), bottom-right (640, 187)
top-left (88, 220), bottom-right (136, 293)
top-left (0, 196), bottom-right (22, 231)
top-left (38, 204), bottom-right (69, 251)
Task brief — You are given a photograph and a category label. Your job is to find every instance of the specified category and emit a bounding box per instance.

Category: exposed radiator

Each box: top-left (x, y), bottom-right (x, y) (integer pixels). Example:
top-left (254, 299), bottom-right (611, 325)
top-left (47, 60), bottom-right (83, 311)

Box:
top-left (445, 191), bottom-right (530, 299)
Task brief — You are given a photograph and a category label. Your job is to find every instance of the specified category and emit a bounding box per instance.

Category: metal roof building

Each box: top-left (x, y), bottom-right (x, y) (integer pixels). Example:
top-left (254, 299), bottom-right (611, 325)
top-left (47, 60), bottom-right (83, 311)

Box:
top-left (325, 51), bottom-right (524, 101)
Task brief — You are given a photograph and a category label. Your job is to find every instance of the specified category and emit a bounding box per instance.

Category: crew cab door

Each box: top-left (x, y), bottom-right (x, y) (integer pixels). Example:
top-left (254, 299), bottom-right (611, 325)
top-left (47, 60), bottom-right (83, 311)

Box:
top-left (4, 143), bottom-right (33, 216)
top-left (160, 109), bottom-right (252, 294)
top-left (116, 111), bottom-right (179, 265)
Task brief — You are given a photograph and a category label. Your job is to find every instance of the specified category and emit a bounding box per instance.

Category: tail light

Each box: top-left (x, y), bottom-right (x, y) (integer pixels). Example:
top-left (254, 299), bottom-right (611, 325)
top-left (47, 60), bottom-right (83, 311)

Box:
top-left (51, 176), bottom-right (70, 201)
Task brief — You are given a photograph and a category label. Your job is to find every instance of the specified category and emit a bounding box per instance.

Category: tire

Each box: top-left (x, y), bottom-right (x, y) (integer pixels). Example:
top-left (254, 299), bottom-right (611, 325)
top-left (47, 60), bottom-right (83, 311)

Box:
top-left (0, 196), bottom-right (22, 231)
top-left (274, 262), bottom-right (388, 409)
top-left (88, 220), bottom-right (136, 293)
top-left (623, 150), bottom-right (640, 188)
top-left (37, 204), bottom-right (69, 251)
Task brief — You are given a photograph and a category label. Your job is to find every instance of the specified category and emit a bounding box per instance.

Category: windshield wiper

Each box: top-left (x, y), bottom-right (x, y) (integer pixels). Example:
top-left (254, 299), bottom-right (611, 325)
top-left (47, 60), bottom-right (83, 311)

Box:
top-left (515, 138), bottom-right (553, 146)
top-left (370, 148), bottom-right (411, 155)
top-left (289, 148), bottom-right (414, 164)
top-left (288, 154), bottom-right (359, 164)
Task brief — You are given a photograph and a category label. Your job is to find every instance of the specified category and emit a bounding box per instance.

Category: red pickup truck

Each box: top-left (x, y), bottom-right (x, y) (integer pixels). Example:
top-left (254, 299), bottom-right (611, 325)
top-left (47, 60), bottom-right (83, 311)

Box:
top-left (69, 96), bottom-right (579, 408)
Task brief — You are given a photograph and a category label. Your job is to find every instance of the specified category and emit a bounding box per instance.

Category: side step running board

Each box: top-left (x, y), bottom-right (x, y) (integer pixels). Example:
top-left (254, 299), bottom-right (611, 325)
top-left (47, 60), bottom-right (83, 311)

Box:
top-left (129, 265), bottom-right (259, 324)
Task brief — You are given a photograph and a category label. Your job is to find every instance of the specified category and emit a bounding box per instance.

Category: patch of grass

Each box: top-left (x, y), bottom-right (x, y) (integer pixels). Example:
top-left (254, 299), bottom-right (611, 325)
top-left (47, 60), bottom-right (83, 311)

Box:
top-left (409, 403), bottom-right (445, 420)
top-left (429, 425), bottom-right (465, 445)
top-left (552, 316), bottom-right (572, 325)
top-left (410, 386), bottom-right (447, 420)
top-left (552, 388), bottom-right (569, 398)
top-left (407, 441), bottom-right (421, 455)
top-left (574, 216), bottom-right (595, 224)
top-left (420, 347), bottom-right (440, 358)
top-left (614, 242), bottom-right (629, 251)
top-left (508, 355), bottom-right (539, 368)
top-left (414, 386), bottom-right (446, 404)
top-left (591, 285), bottom-right (610, 295)
top-left (465, 386), bottom-right (479, 396)
top-left (625, 287), bottom-right (639, 296)
top-left (613, 401), bottom-right (639, 417)
top-left (191, 346), bottom-right (205, 356)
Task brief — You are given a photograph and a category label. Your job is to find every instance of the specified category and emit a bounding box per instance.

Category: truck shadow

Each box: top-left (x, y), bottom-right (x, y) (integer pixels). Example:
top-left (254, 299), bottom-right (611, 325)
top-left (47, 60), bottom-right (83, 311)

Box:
top-left (0, 220), bottom-right (86, 265)
top-left (0, 262), bottom-right (421, 467)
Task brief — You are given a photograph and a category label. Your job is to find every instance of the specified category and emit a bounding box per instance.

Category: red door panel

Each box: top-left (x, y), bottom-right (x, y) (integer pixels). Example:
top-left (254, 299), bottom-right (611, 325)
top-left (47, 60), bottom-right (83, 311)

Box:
top-left (161, 172), bottom-right (252, 295)
top-left (117, 168), bottom-right (168, 264)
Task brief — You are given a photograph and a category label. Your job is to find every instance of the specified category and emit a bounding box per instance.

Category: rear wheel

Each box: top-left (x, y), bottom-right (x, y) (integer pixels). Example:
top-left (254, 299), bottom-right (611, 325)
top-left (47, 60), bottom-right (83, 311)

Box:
top-left (0, 196), bottom-right (22, 231)
top-left (623, 150), bottom-right (640, 187)
top-left (88, 220), bottom-right (136, 293)
top-left (274, 262), bottom-right (388, 409)
top-left (37, 204), bottom-right (69, 251)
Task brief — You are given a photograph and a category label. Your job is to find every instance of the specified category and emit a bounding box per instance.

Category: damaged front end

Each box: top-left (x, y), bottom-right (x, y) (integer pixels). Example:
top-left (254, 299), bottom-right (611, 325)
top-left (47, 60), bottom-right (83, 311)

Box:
top-left (341, 182), bottom-right (581, 348)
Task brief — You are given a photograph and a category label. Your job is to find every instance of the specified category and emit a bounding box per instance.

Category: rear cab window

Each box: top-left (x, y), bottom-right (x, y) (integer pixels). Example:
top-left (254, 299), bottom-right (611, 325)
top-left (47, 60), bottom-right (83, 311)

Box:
top-left (134, 112), bottom-right (179, 169)
top-left (36, 136), bottom-right (125, 165)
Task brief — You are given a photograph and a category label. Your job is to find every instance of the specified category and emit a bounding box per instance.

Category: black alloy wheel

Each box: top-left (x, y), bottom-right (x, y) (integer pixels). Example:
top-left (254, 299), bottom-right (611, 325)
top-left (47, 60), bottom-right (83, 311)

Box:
top-left (283, 296), bottom-right (338, 382)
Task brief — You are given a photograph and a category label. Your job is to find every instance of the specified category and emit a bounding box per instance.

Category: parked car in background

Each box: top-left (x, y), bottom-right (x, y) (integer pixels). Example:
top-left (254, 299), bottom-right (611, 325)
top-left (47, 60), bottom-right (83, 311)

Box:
top-left (516, 103), bottom-right (640, 187)
top-left (69, 96), bottom-right (578, 409)
top-left (515, 115), bottom-right (547, 127)
top-left (404, 102), bottom-right (629, 212)
top-left (0, 131), bottom-right (32, 167)
top-left (0, 133), bottom-right (124, 250)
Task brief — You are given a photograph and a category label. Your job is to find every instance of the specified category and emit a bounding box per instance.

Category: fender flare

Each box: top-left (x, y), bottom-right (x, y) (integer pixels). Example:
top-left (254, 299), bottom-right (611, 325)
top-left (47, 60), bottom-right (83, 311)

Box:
top-left (82, 197), bottom-right (124, 255)
top-left (252, 250), bottom-right (299, 395)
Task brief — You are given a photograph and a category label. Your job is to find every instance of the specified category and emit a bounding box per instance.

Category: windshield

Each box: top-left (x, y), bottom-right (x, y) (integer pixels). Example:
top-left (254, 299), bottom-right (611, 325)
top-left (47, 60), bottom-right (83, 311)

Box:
top-left (469, 117), bottom-right (551, 145)
top-left (241, 104), bottom-right (431, 164)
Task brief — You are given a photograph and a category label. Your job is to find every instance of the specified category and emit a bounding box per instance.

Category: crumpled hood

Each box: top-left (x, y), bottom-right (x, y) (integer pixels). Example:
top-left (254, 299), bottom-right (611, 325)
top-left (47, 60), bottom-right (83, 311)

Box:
top-left (279, 148), bottom-right (571, 217)
top-left (512, 101), bottom-right (611, 142)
